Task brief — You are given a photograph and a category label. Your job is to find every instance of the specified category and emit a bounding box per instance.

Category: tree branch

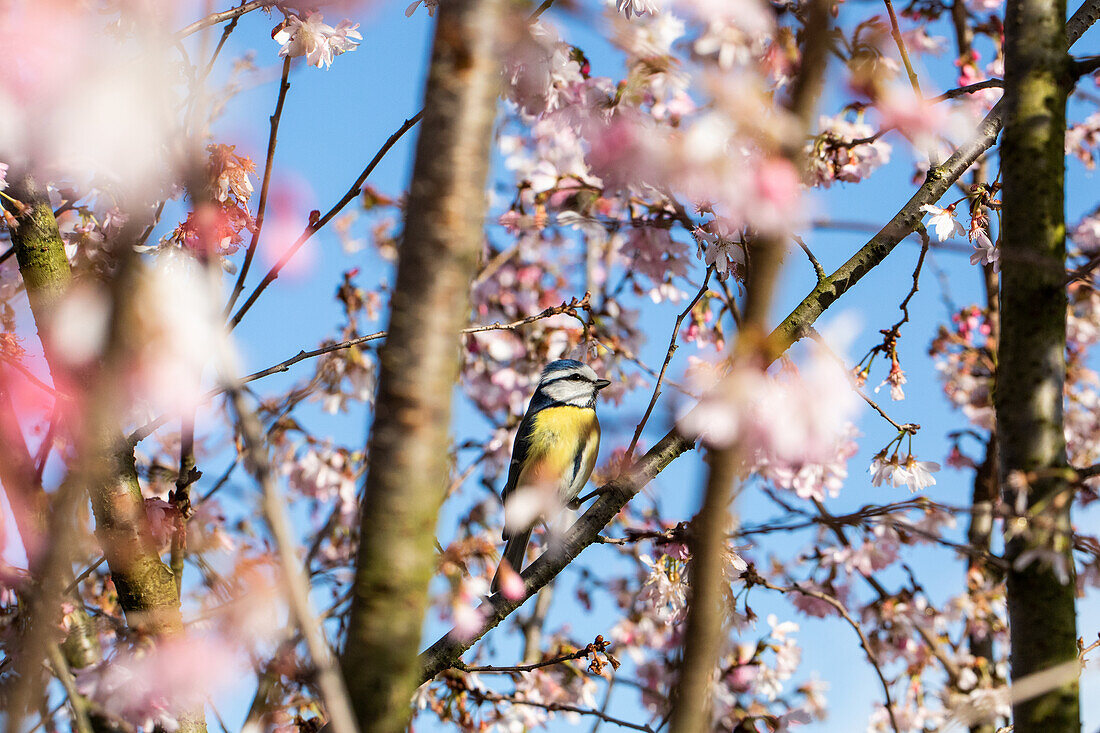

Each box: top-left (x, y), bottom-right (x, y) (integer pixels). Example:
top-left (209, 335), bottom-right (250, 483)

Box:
top-left (459, 635), bottom-right (613, 674)
top-left (46, 643), bottom-right (94, 733)
top-left (931, 79), bottom-right (1004, 103)
top-left (175, 0), bottom-right (285, 38)
top-left (229, 111), bottom-right (423, 330)
top-left (625, 270), bottom-right (711, 460)
top-left (883, 0), bottom-right (922, 98)
top-left (224, 56), bottom-right (292, 317)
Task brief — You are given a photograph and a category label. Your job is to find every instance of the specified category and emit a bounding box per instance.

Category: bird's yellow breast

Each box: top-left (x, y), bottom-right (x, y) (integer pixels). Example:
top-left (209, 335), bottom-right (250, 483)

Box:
top-left (529, 405), bottom-right (599, 449)
top-left (517, 406), bottom-right (601, 499)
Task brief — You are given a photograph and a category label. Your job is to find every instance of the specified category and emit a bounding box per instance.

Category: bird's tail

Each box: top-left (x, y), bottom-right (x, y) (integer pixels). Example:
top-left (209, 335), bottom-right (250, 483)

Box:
top-left (491, 527), bottom-right (532, 594)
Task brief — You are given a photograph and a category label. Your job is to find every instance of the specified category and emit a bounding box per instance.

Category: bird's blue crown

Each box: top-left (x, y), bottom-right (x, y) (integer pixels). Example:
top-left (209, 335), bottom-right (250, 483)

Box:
top-left (540, 359), bottom-right (586, 380)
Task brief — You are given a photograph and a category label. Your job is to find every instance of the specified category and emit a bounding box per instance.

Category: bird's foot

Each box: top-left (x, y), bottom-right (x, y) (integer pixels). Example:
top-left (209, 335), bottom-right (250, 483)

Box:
top-left (569, 485), bottom-right (611, 509)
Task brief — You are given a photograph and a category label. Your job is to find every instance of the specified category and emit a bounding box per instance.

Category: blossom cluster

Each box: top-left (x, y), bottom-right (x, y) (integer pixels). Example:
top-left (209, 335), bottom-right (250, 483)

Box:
top-left (273, 13), bottom-right (361, 70)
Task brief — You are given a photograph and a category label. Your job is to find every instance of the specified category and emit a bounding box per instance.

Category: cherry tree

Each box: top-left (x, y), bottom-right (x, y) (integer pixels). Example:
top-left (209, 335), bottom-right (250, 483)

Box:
top-left (1, 1), bottom-right (1099, 733)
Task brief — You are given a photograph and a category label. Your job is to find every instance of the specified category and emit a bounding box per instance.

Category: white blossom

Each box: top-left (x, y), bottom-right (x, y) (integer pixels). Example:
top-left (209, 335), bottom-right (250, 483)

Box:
top-left (904, 457), bottom-right (940, 492)
top-left (969, 229), bottom-right (1000, 270)
top-left (920, 204), bottom-right (966, 242)
top-left (618, 0), bottom-right (661, 19)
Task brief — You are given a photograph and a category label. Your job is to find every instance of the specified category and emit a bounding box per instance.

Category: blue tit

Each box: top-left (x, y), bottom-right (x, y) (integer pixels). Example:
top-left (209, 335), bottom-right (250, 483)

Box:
top-left (491, 359), bottom-right (611, 592)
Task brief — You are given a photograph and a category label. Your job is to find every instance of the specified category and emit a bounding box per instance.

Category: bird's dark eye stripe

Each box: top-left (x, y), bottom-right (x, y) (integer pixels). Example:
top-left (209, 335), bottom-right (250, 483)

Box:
top-left (542, 373), bottom-right (593, 385)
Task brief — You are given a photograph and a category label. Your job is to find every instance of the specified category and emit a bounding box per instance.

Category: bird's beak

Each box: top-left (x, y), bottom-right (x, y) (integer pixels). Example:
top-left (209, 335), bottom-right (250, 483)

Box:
top-left (595, 378), bottom-right (611, 391)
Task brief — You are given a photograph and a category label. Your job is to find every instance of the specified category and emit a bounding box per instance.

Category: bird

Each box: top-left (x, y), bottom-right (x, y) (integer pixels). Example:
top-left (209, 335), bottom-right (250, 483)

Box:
top-left (491, 359), bottom-right (611, 593)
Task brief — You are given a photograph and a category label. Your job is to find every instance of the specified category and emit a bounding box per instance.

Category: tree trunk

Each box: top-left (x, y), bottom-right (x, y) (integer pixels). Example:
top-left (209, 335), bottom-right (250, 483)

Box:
top-left (2, 175), bottom-right (205, 733)
top-left (668, 3), bottom-right (828, 727)
top-left (995, 0), bottom-right (1079, 728)
top-left (338, 1), bottom-right (504, 731)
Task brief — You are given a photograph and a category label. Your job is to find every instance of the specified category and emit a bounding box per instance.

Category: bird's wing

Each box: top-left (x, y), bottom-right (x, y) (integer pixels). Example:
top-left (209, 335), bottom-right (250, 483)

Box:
top-left (501, 408), bottom-right (537, 505)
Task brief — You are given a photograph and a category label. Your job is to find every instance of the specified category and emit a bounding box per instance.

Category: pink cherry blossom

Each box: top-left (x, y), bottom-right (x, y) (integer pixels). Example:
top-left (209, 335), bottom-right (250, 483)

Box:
top-left (808, 114), bottom-right (893, 187)
top-left (273, 13), bottom-right (361, 70)
top-left (870, 453), bottom-right (908, 487)
top-left (77, 636), bottom-right (241, 731)
top-left (871, 453), bottom-right (940, 492)
top-left (450, 587), bottom-right (490, 640)
top-left (694, 220), bottom-right (746, 280)
top-left (1071, 213), bottom-right (1100, 251)
top-left (680, 342), bottom-right (861, 468)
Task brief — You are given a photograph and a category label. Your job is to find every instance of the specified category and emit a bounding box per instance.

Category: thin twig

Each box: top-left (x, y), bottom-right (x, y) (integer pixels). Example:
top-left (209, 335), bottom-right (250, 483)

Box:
top-left (1074, 463), bottom-right (1100, 480)
top-left (471, 244), bottom-right (519, 288)
top-left (225, 56), bottom-right (292, 317)
top-left (0, 356), bottom-right (69, 401)
top-left (1073, 55), bottom-right (1100, 77)
top-left (803, 327), bottom-right (920, 435)
top-left (229, 111), bottom-right (424, 330)
top-left (202, 12), bottom-right (242, 79)
top-left (170, 416), bottom-right (199, 597)
top-left (199, 457), bottom-right (239, 503)
top-left (134, 201), bottom-right (167, 250)
top-left (892, 224), bottom-right (931, 333)
top-left (206, 697), bottom-right (233, 733)
top-left (45, 644), bottom-right (93, 733)
top-left (33, 407), bottom-right (61, 484)
top-left (65, 556), bottom-right (107, 596)
top-left (625, 269), bottom-right (712, 460)
top-left (931, 79), bottom-right (1004, 103)
top-left (176, 0), bottom-right (285, 38)
top-left (793, 235), bottom-right (826, 283)
top-left (831, 126), bottom-right (895, 149)
top-left (459, 637), bottom-right (609, 674)
top-left (858, 388), bottom-right (920, 434)
top-left (883, 0), bottom-right (922, 98)
top-left (892, 519), bottom-right (1008, 568)
top-left (601, 498), bottom-right (963, 544)
top-left (714, 276), bottom-right (743, 328)
top-left (465, 687), bottom-right (654, 733)
top-left (1065, 250), bottom-right (1100, 284)
top-left (747, 570), bottom-right (900, 733)
top-left (589, 338), bottom-right (694, 396)
top-left (25, 701), bottom-right (66, 733)
top-left (1079, 633), bottom-right (1100, 663)
top-left (589, 674), bottom-right (617, 733)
